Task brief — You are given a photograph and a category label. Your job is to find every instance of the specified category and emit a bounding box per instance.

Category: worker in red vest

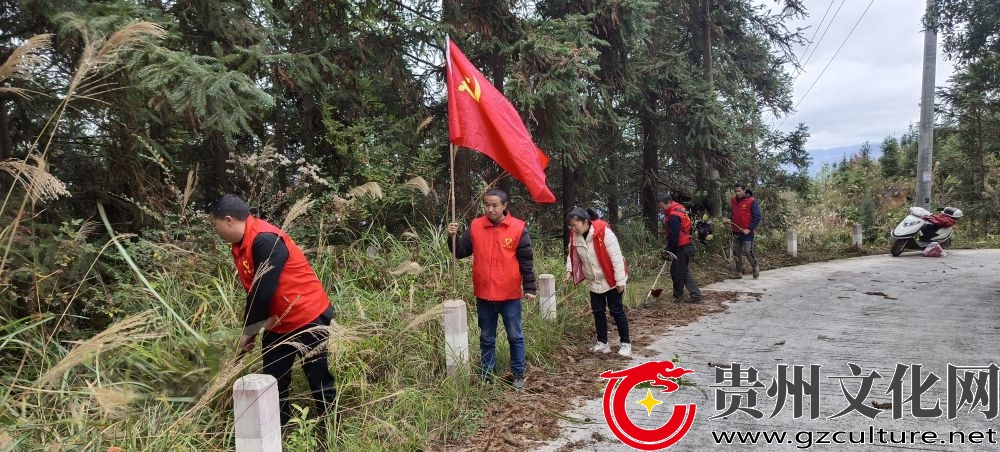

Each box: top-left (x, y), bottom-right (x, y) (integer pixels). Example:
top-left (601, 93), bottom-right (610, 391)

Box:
top-left (727, 183), bottom-right (762, 279)
top-left (564, 207), bottom-right (631, 357)
top-left (448, 189), bottom-right (536, 391)
top-left (657, 192), bottom-right (701, 302)
top-left (208, 194), bottom-right (335, 426)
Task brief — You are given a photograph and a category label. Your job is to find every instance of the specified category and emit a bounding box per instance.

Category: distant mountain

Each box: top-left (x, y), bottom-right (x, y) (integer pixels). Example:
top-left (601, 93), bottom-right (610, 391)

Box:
top-left (807, 144), bottom-right (883, 175)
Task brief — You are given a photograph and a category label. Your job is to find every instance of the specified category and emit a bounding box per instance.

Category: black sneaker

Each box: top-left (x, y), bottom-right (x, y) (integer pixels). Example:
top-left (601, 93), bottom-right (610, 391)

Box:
top-left (729, 273), bottom-right (743, 279)
top-left (688, 295), bottom-right (703, 303)
top-left (752, 267), bottom-right (759, 279)
top-left (512, 375), bottom-right (525, 391)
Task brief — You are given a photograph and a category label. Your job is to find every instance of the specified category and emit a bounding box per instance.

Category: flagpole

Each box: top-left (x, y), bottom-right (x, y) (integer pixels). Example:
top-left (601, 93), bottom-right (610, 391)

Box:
top-left (449, 143), bottom-right (458, 292)
top-left (446, 35), bottom-right (459, 293)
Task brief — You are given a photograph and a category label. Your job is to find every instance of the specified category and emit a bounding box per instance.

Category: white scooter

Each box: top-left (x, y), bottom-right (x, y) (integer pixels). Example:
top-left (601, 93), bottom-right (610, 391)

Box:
top-left (889, 206), bottom-right (962, 257)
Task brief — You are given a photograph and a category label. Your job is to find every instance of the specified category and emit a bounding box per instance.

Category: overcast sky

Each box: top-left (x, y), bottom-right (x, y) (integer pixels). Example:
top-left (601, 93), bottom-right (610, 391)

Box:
top-left (764, 0), bottom-right (954, 153)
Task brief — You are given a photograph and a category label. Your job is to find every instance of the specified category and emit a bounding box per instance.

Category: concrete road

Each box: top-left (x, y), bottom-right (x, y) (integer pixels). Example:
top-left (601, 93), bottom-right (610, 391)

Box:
top-left (538, 249), bottom-right (1000, 451)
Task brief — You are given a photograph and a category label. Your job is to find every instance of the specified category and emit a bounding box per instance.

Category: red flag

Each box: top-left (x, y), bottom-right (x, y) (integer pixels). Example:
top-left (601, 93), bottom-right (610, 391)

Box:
top-left (446, 38), bottom-right (556, 204)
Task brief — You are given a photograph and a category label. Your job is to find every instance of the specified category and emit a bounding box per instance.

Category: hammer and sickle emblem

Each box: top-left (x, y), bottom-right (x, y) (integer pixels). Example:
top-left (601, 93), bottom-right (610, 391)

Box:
top-left (503, 237), bottom-right (514, 249)
top-left (241, 259), bottom-right (251, 274)
top-left (458, 76), bottom-right (481, 102)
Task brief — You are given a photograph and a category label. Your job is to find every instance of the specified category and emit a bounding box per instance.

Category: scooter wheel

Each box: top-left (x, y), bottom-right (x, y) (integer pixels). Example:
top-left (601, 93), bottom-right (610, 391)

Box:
top-left (890, 239), bottom-right (907, 257)
top-left (941, 238), bottom-right (952, 249)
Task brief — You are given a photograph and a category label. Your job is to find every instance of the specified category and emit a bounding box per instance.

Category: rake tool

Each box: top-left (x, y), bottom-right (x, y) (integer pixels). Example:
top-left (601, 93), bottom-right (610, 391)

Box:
top-left (642, 250), bottom-right (676, 305)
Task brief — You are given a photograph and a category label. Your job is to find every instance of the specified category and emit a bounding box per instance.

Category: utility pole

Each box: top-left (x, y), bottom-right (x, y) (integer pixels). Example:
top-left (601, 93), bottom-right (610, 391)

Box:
top-left (916, 0), bottom-right (936, 208)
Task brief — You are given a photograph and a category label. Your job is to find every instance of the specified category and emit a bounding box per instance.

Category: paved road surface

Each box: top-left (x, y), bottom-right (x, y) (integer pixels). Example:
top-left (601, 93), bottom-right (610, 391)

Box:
top-left (538, 249), bottom-right (1000, 451)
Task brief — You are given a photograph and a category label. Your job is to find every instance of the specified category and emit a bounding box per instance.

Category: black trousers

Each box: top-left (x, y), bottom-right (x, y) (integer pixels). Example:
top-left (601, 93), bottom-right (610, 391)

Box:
top-left (590, 288), bottom-right (630, 344)
top-left (670, 244), bottom-right (701, 298)
top-left (261, 306), bottom-right (336, 425)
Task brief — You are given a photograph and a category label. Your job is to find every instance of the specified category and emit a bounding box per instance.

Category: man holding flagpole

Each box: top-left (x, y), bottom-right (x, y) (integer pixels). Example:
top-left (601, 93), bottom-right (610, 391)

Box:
top-left (448, 189), bottom-right (536, 390)
top-left (444, 38), bottom-right (554, 391)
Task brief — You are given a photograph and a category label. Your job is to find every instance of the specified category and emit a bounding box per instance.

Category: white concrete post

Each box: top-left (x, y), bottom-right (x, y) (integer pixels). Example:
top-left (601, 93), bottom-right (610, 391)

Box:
top-left (787, 229), bottom-right (798, 257)
top-left (851, 223), bottom-right (863, 248)
top-left (233, 374), bottom-right (281, 452)
top-left (443, 299), bottom-right (469, 375)
top-left (538, 274), bottom-right (557, 320)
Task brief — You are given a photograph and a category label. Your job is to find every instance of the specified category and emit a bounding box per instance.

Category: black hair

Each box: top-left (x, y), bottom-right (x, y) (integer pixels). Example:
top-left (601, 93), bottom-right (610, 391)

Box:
top-left (733, 182), bottom-right (748, 190)
top-left (566, 207), bottom-right (599, 223)
top-left (483, 188), bottom-right (509, 204)
top-left (207, 194), bottom-right (250, 220)
top-left (656, 192), bottom-right (673, 204)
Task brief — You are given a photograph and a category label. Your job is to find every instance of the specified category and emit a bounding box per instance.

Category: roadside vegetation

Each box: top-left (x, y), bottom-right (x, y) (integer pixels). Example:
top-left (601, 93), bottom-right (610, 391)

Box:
top-left (3, 1), bottom-right (999, 450)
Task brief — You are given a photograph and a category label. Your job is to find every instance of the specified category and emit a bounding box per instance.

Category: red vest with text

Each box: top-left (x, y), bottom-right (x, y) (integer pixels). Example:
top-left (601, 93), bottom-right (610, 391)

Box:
top-left (662, 201), bottom-right (692, 247)
top-left (470, 214), bottom-right (526, 301)
top-left (232, 216), bottom-right (330, 333)
top-left (569, 220), bottom-right (628, 287)
top-left (730, 195), bottom-right (756, 232)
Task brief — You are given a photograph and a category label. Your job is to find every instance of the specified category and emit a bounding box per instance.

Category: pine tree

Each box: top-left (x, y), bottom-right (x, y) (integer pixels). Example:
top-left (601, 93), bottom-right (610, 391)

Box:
top-left (879, 136), bottom-right (901, 178)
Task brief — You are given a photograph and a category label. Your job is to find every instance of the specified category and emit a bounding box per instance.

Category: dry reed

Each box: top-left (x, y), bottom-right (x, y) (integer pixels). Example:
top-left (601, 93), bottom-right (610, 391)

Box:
top-left (0, 157), bottom-right (70, 203)
top-left (281, 196), bottom-right (315, 231)
top-left (348, 182), bottom-right (385, 201)
top-left (0, 34), bottom-right (52, 99)
top-left (405, 176), bottom-right (431, 196)
top-left (34, 310), bottom-right (163, 388)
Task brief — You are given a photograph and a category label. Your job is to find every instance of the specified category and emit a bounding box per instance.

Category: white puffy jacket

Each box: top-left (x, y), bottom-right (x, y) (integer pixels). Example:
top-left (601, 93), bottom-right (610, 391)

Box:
top-left (565, 225), bottom-right (627, 294)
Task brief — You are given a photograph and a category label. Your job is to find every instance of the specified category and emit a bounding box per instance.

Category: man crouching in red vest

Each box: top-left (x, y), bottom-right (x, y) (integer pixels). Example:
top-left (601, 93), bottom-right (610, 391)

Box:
top-left (447, 189), bottom-right (536, 391)
top-left (208, 194), bottom-right (336, 426)
top-left (657, 192), bottom-right (702, 303)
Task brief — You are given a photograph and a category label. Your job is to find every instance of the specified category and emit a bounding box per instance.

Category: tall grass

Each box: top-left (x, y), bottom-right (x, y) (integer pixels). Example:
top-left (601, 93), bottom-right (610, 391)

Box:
top-left (0, 205), bottom-right (599, 450)
top-left (6, 186), bottom-right (990, 449)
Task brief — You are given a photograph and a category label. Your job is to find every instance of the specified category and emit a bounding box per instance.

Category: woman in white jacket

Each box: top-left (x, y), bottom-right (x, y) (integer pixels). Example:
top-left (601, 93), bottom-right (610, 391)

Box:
top-left (565, 208), bottom-right (631, 357)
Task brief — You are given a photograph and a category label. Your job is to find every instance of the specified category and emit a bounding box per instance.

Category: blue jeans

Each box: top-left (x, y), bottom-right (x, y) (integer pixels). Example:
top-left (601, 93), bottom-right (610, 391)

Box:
top-left (476, 299), bottom-right (525, 377)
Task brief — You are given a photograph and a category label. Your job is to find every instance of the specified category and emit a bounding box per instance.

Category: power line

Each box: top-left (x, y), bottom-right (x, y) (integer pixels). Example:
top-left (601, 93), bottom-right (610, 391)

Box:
top-left (777, 0), bottom-right (875, 131)
top-left (796, 0), bottom-right (835, 66)
top-left (799, 0), bottom-right (847, 77)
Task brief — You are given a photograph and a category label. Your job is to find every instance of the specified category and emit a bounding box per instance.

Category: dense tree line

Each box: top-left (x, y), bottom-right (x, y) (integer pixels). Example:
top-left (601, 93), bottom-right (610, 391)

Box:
top-left (0, 0), bottom-right (812, 240)
top-left (930, 0), bottom-right (1000, 226)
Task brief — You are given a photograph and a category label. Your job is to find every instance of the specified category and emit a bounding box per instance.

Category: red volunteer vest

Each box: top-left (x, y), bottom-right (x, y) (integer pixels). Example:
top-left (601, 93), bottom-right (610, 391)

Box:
top-left (730, 195), bottom-right (755, 232)
top-left (232, 216), bottom-right (330, 333)
top-left (569, 220), bottom-right (628, 287)
top-left (662, 202), bottom-right (692, 247)
top-left (469, 214), bottom-right (526, 301)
